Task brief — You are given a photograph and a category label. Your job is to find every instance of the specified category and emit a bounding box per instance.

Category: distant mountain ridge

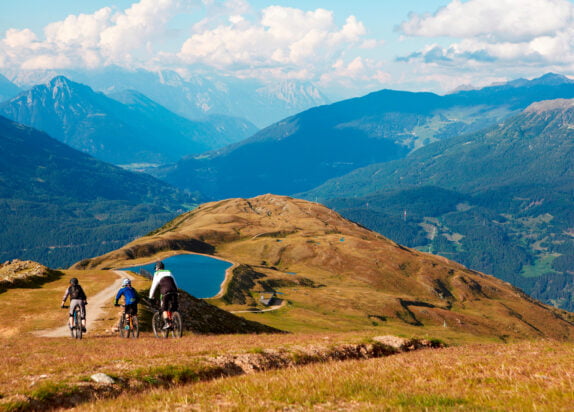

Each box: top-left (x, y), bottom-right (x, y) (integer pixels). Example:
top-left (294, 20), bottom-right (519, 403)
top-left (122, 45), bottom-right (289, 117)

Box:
top-left (302, 98), bottom-right (574, 310)
top-left (158, 73), bottom-right (574, 200)
top-left (0, 73), bottom-right (20, 102)
top-left (0, 115), bottom-right (195, 267)
top-left (0, 76), bottom-right (257, 165)
top-left (5, 67), bottom-right (329, 128)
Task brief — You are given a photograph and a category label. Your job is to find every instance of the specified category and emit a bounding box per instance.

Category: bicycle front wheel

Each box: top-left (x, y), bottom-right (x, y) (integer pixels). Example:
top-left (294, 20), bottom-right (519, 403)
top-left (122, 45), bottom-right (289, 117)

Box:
top-left (171, 312), bottom-right (183, 338)
top-left (72, 308), bottom-right (82, 340)
top-left (119, 313), bottom-right (127, 338)
top-left (130, 315), bottom-right (139, 338)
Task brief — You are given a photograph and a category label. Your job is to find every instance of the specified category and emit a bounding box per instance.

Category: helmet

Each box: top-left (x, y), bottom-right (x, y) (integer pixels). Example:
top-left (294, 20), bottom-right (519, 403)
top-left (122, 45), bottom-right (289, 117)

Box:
top-left (122, 278), bottom-right (131, 287)
top-left (155, 261), bottom-right (164, 271)
top-left (70, 277), bottom-right (78, 285)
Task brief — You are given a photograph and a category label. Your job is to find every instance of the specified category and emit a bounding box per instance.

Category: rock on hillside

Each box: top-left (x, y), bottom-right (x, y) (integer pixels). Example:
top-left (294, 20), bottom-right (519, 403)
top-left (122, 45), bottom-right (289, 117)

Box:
top-left (74, 195), bottom-right (574, 341)
top-left (0, 260), bottom-right (60, 290)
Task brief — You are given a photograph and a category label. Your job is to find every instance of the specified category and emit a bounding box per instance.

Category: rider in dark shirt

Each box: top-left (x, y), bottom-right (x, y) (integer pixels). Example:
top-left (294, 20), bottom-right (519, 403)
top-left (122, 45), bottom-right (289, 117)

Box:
top-left (61, 277), bottom-right (87, 332)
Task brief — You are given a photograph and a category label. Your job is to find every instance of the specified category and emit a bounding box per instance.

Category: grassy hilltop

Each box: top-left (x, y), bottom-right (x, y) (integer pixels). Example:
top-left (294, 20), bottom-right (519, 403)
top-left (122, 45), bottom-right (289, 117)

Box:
top-left (75, 194), bottom-right (574, 342)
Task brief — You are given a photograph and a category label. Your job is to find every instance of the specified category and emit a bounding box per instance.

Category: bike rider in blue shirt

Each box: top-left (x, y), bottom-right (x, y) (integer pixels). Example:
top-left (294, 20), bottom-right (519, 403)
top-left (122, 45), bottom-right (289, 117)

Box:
top-left (114, 278), bottom-right (139, 327)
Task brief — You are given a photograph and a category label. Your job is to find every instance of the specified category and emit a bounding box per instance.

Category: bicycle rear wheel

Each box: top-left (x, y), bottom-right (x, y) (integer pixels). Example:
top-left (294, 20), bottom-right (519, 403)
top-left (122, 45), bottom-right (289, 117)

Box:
top-left (171, 312), bottom-right (183, 338)
top-left (152, 311), bottom-right (167, 338)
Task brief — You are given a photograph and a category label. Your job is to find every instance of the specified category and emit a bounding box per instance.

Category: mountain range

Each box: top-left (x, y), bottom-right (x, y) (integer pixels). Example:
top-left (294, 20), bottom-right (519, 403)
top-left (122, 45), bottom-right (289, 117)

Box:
top-left (302, 98), bottom-right (574, 310)
top-left (0, 76), bottom-right (257, 166)
top-left (0, 115), bottom-right (194, 267)
top-left (5, 67), bottom-right (329, 128)
top-left (158, 73), bottom-right (574, 200)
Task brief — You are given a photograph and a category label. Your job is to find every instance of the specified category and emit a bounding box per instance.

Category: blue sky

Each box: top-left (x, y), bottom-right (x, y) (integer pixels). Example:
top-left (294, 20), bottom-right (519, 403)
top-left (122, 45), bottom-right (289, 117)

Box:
top-left (1, 0), bottom-right (572, 99)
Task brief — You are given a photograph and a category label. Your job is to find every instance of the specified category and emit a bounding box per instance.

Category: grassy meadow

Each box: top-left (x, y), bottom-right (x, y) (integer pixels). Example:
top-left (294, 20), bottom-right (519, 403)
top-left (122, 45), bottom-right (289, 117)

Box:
top-left (1, 267), bottom-right (573, 411)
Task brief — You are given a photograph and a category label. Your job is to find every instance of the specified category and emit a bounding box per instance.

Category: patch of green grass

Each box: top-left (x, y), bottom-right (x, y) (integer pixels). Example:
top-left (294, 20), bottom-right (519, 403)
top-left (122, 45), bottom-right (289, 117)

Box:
top-left (2, 400), bottom-right (30, 412)
top-left (395, 393), bottom-right (468, 408)
top-left (29, 381), bottom-right (77, 402)
top-left (520, 254), bottom-right (557, 278)
top-left (132, 364), bottom-right (205, 386)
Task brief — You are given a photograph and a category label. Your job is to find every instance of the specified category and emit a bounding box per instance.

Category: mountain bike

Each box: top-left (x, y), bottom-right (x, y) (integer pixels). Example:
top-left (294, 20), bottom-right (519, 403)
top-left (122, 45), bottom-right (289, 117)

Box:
top-left (152, 309), bottom-right (182, 338)
top-left (142, 296), bottom-right (182, 338)
top-left (118, 305), bottom-right (139, 338)
top-left (62, 304), bottom-right (82, 339)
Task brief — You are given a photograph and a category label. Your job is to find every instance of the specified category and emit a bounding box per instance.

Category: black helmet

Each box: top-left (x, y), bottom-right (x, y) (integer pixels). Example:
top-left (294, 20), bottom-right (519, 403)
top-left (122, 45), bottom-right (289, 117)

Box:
top-left (70, 277), bottom-right (78, 285)
top-left (155, 261), bottom-right (164, 271)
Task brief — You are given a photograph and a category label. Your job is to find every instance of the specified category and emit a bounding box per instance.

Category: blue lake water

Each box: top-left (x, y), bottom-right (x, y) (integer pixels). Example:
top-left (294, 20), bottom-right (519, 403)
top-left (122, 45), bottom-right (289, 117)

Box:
top-left (121, 254), bottom-right (232, 298)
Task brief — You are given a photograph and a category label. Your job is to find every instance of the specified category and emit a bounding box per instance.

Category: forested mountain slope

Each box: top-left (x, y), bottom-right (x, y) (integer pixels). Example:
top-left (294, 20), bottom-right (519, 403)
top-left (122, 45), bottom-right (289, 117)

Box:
top-left (159, 73), bottom-right (574, 200)
top-left (0, 116), bottom-right (195, 267)
top-left (303, 99), bottom-right (574, 310)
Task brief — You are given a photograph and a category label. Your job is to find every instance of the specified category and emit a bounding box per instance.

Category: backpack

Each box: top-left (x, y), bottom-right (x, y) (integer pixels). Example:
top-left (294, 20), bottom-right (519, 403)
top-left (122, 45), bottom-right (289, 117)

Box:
top-left (69, 284), bottom-right (82, 299)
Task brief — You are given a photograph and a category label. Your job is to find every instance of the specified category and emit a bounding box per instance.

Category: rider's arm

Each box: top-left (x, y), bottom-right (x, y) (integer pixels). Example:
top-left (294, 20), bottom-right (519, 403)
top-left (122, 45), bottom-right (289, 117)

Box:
top-left (149, 274), bottom-right (160, 299)
top-left (61, 287), bottom-right (70, 305)
top-left (78, 285), bottom-right (87, 302)
top-left (114, 288), bottom-right (124, 305)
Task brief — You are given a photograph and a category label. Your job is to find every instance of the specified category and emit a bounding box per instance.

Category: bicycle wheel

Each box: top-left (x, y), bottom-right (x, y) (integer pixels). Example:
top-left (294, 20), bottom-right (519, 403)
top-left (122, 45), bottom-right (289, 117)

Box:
top-left (130, 315), bottom-right (139, 339)
top-left (119, 313), bottom-right (127, 338)
top-left (171, 312), bottom-right (183, 338)
top-left (152, 311), bottom-right (167, 338)
top-left (72, 307), bottom-right (82, 340)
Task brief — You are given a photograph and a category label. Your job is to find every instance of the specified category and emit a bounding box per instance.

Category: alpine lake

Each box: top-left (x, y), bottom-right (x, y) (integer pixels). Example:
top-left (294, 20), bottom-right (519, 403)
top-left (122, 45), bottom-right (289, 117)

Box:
top-left (120, 254), bottom-right (232, 298)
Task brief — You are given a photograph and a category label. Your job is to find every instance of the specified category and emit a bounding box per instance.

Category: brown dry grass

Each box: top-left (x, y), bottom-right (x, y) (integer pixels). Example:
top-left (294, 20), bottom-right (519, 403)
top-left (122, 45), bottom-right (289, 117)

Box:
top-left (1, 262), bottom-right (572, 411)
top-left (79, 340), bottom-right (574, 411)
top-left (0, 269), bottom-right (120, 337)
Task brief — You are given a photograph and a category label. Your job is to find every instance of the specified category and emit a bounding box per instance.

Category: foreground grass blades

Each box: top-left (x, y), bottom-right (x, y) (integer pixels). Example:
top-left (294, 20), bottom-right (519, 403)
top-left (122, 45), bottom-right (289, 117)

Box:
top-left (1, 336), bottom-right (572, 411)
top-left (83, 340), bottom-right (574, 411)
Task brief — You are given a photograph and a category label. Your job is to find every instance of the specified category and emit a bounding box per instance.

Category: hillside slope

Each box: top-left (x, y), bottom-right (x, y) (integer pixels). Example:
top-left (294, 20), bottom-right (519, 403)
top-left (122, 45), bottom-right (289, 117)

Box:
top-left (74, 194), bottom-right (574, 341)
top-left (0, 115), bottom-right (195, 267)
top-left (303, 99), bottom-right (574, 310)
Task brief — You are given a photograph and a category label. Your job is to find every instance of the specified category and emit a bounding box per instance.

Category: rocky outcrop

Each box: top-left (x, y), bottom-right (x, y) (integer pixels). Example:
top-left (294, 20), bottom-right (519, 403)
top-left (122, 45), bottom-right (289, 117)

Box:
top-left (0, 260), bottom-right (61, 291)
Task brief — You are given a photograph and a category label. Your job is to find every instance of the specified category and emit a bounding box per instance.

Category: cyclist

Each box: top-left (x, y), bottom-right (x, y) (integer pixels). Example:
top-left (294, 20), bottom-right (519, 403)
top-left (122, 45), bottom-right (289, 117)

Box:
top-left (61, 277), bottom-right (87, 332)
top-left (149, 261), bottom-right (179, 330)
top-left (114, 278), bottom-right (139, 329)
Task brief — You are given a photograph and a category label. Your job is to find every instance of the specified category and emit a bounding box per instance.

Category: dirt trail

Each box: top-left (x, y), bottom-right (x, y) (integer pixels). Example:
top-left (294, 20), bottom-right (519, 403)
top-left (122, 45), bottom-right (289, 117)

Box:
top-left (37, 271), bottom-right (133, 337)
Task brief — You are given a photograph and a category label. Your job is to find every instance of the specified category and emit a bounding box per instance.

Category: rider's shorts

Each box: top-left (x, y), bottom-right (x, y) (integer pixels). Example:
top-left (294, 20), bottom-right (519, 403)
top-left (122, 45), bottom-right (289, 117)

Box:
top-left (124, 303), bottom-right (138, 316)
top-left (161, 293), bottom-right (178, 312)
top-left (69, 299), bottom-right (86, 319)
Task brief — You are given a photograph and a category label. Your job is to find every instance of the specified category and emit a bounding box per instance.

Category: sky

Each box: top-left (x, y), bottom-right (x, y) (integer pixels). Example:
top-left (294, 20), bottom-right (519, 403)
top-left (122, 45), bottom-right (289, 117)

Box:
top-left (1, 0), bottom-right (573, 99)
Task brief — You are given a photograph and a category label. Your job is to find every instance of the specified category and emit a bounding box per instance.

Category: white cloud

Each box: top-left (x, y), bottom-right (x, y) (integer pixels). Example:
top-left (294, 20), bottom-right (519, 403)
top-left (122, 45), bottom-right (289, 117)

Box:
top-left (3, 28), bottom-right (38, 49)
top-left (178, 6), bottom-right (372, 79)
top-left (0, 0), bottom-right (386, 95)
top-left (99, 0), bottom-right (181, 61)
top-left (401, 0), bottom-right (574, 42)
top-left (0, 0), bottom-right (189, 70)
top-left (397, 0), bottom-right (574, 88)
